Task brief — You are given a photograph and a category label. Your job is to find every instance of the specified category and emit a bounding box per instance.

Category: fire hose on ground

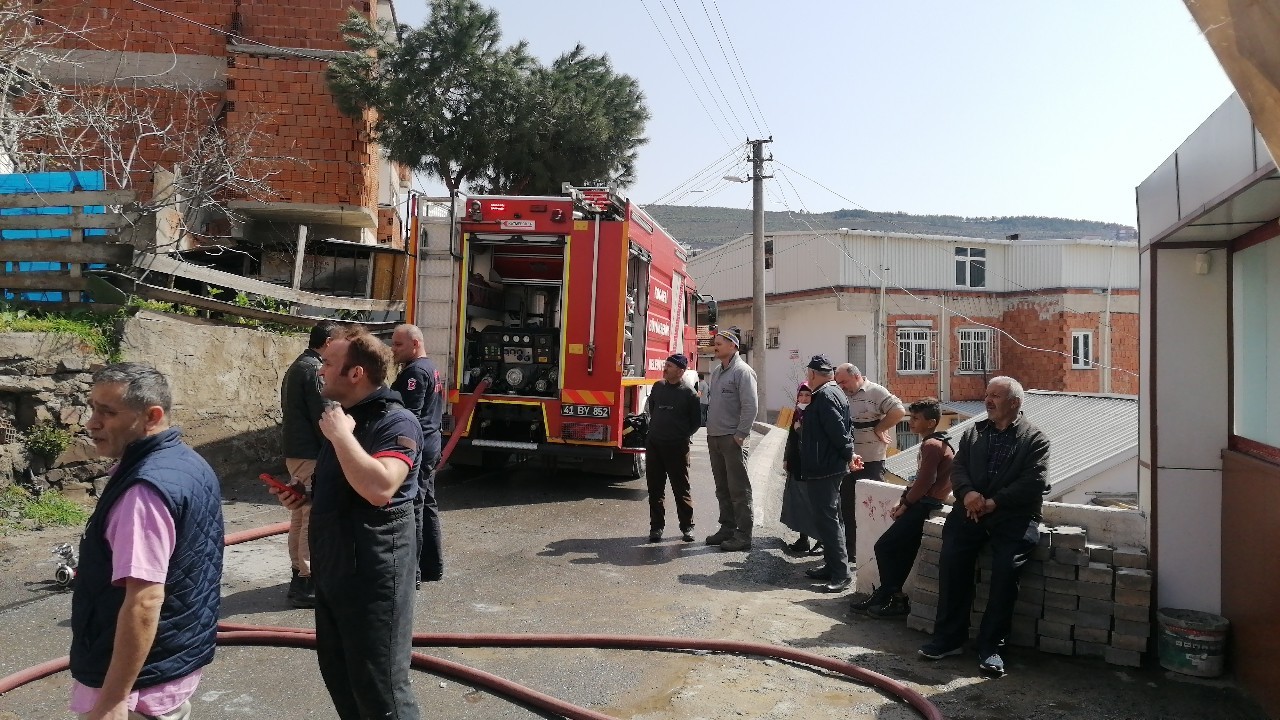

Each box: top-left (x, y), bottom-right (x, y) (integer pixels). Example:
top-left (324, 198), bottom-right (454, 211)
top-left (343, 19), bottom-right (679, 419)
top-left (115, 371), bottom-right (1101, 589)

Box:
top-left (0, 378), bottom-right (945, 719)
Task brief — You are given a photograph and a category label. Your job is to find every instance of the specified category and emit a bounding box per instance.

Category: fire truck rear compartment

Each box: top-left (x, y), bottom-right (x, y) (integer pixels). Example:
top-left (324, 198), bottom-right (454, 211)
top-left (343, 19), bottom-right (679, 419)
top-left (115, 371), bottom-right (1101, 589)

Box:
top-left (463, 238), bottom-right (564, 398)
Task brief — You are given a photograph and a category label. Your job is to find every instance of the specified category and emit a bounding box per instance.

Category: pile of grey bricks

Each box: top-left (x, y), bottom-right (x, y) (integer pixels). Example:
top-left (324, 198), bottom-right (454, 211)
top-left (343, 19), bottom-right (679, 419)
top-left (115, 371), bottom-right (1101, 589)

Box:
top-left (905, 513), bottom-right (1153, 666)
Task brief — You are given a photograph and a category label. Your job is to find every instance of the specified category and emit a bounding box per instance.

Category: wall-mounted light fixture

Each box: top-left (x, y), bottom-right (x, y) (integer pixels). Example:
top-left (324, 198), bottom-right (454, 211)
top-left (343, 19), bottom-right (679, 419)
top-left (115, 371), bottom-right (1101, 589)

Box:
top-left (1194, 252), bottom-right (1212, 276)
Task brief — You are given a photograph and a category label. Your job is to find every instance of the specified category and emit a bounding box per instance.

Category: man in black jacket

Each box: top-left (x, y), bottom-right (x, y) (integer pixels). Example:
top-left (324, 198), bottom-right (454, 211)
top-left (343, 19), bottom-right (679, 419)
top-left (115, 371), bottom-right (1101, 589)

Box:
top-left (644, 353), bottom-right (702, 542)
top-left (798, 355), bottom-right (859, 593)
top-left (278, 320), bottom-right (338, 608)
top-left (918, 376), bottom-right (1049, 677)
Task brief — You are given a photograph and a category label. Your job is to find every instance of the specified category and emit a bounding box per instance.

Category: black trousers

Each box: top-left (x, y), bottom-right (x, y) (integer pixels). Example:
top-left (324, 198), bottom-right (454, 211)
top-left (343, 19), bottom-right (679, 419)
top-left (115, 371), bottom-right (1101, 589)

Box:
top-left (413, 458), bottom-right (443, 583)
top-left (312, 503), bottom-right (420, 720)
top-left (839, 460), bottom-right (884, 560)
top-left (872, 499), bottom-right (939, 594)
top-left (646, 440), bottom-right (694, 531)
top-left (932, 510), bottom-right (1039, 657)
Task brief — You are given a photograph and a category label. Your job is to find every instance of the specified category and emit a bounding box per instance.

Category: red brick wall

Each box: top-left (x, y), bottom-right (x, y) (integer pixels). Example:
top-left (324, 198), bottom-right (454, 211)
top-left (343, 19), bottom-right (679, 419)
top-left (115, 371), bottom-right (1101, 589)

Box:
top-left (225, 54), bottom-right (375, 209)
top-left (36, 1), bottom-right (234, 55)
top-left (29, 0), bottom-right (384, 217)
top-left (880, 295), bottom-right (1140, 405)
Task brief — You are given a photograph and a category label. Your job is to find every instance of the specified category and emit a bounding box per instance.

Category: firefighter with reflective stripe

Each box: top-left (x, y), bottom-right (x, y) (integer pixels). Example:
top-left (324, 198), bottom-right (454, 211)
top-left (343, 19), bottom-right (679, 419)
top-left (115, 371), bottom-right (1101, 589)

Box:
top-left (390, 323), bottom-right (445, 586)
top-left (643, 353), bottom-right (702, 543)
top-left (271, 326), bottom-right (423, 720)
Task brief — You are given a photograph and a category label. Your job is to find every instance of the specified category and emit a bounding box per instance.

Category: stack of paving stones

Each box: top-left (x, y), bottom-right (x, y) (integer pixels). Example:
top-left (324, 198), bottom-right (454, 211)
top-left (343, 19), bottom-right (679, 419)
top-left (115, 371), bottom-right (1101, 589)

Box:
top-left (905, 513), bottom-right (1153, 666)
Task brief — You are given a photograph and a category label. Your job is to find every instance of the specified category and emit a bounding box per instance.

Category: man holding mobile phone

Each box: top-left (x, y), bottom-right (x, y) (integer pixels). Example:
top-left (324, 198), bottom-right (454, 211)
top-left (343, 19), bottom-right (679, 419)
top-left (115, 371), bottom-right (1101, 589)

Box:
top-left (278, 320), bottom-right (339, 608)
top-left (271, 325), bottom-right (423, 719)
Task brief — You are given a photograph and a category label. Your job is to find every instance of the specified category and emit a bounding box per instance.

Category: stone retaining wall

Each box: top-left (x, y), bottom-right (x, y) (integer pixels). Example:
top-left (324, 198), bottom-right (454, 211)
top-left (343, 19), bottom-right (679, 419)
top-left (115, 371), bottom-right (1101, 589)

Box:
top-left (0, 311), bottom-right (305, 494)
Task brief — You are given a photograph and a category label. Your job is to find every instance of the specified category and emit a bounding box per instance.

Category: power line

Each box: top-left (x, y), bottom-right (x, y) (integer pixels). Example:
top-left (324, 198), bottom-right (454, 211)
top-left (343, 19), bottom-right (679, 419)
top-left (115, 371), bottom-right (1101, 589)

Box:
top-left (638, 0), bottom-right (734, 145)
top-left (665, 0), bottom-right (753, 139)
top-left (699, 0), bottom-right (770, 137)
top-left (645, 141), bottom-right (744, 205)
top-left (650, 0), bottom-right (747, 140)
top-left (665, 154), bottom-right (747, 205)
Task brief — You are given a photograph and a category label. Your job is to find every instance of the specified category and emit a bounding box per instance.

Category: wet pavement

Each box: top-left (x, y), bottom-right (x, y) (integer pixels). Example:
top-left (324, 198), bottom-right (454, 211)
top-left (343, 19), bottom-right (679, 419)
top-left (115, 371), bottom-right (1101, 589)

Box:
top-left (0, 427), bottom-right (1269, 719)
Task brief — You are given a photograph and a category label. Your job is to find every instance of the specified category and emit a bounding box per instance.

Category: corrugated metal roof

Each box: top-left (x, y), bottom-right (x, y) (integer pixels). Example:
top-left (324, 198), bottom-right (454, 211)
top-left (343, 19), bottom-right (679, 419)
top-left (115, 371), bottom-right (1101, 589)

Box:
top-left (886, 391), bottom-right (1138, 500)
top-left (941, 401), bottom-right (985, 418)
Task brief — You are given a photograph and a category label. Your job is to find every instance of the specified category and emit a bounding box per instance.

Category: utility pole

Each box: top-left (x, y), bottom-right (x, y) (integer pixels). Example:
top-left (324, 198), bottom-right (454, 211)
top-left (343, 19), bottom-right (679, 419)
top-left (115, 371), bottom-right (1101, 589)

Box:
top-left (749, 138), bottom-right (772, 420)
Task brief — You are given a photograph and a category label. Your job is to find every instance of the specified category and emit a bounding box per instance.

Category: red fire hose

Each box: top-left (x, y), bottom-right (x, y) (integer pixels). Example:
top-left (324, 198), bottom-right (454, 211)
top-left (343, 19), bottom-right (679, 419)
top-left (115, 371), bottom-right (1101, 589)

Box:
top-left (0, 520), bottom-right (946, 719)
top-left (0, 383), bottom-right (945, 718)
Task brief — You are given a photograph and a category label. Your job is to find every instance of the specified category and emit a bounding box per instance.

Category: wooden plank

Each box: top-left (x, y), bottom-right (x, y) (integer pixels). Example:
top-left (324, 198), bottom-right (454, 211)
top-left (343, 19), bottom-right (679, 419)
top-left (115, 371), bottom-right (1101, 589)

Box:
top-left (4, 301), bottom-right (121, 314)
top-left (124, 280), bottom-right (396, 330)
top-left (135, 252), bottom-right (406, 313)
top-left (0, 213), bottom-right (130, 230)
top-left (0, 241), bottom-right (134, 264)
top-left (0, 274), bottom-right (91, 291)
top-left (0, 190), bottom-right (135, 209)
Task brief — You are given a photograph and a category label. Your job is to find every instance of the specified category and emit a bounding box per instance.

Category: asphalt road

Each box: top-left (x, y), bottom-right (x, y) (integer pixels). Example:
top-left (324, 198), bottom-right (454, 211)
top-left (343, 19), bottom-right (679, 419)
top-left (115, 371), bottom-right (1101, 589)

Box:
top-left (0, 427), bottom-right (1269, 719)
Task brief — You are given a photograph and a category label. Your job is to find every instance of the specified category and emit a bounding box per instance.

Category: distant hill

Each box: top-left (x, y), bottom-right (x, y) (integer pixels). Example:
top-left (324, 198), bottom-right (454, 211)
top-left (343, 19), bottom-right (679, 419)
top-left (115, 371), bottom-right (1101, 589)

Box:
top-left (643, 205), bottom-right (1136, 252)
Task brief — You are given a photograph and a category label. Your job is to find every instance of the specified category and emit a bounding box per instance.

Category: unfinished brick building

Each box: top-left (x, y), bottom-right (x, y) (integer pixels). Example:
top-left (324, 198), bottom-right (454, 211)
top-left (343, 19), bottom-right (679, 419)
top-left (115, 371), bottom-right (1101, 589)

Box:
top-left (22, 0), bottom-right (410, 302)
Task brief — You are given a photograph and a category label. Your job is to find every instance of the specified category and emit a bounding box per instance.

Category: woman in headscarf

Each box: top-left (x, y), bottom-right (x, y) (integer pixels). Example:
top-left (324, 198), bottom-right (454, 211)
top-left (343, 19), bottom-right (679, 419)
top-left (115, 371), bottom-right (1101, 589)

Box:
top-left (780, 382), bottom-right (822, 554)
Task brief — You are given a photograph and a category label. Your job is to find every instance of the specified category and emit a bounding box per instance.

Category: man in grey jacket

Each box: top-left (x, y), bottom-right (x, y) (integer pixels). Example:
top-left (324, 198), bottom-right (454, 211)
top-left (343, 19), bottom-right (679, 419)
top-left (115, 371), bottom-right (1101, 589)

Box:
top-left (279, 320), bottom-right (338, 607)
top-left (703, 326), bottom-right (759, 552)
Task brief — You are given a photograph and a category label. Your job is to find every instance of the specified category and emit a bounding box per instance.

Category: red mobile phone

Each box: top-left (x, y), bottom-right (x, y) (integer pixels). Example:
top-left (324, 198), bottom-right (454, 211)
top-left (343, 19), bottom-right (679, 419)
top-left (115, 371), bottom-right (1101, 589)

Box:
top-left (259, 473), bottom-right (302, 497)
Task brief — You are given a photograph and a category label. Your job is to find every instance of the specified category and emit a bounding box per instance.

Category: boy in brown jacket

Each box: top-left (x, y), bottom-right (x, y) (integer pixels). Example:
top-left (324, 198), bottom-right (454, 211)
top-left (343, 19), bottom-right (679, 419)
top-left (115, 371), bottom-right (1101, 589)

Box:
top-left (850, 397), bottom-right (953, 617)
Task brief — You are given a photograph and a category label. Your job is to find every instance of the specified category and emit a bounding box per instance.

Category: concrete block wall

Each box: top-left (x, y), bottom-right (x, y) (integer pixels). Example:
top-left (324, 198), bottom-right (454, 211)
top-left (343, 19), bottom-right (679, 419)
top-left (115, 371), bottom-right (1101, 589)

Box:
top-left (906, 514), bottom-right (1153, 667)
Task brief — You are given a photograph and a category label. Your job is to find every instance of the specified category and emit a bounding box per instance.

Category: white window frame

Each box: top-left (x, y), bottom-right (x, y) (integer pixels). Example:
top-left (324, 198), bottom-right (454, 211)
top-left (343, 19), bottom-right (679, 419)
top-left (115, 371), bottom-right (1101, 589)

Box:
top-left (1071, 330), bottom-right (1093, 369)
top-left (895, 419), bottom-right (920, 451)
top-left (955, 247), bottom-right (987, 288)
top-left (896, 327), bottom-right (936, 374)
top-left (957, 327), bottom-right (997, 373)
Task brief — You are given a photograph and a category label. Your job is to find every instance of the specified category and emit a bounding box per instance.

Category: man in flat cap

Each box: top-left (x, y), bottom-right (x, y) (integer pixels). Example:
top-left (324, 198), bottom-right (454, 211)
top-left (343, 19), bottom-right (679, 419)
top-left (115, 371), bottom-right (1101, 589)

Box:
top-left (704, 326), bottom-right (759, 551)
top-left (642, 353), bottom-right (702, 542)
top-left (799, 355), bottom-right (859, 592)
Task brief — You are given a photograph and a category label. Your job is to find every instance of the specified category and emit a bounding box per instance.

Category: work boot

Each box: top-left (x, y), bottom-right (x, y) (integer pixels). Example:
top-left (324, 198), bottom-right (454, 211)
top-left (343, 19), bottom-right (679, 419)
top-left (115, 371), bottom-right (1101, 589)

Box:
top-left (289, 574), bottom-right (315, 609)
top-left (705, 528), bottom-right (733, 546)
top-left (867, 593), bottom-right (911, 618)
top-left (648, 528), bottom-right (663, 543)
top-left (849, 585), bottom-right (894, 615)
top-left (719, 536), bottom-right (752, 552)
top-left (286, 568), bottom-right (300, 601)
top-left (680, 526), bottom-right (696, 543)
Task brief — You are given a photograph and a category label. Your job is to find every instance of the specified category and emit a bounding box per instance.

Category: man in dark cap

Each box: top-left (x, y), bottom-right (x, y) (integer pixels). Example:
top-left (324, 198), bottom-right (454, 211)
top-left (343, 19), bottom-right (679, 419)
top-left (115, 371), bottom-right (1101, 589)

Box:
top-left (642, 353), bottom-right (702, 542)
top-left (798, 355), bottom-right (859, 592)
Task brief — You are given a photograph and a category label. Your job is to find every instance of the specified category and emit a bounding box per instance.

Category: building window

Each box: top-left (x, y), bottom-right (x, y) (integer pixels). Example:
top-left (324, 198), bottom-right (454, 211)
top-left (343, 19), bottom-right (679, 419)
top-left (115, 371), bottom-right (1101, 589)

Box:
top-left (955, 247), bottom-right (986, 288)
top-left (895, 419), bottom-right (920, 451)
top-left (896, 327), bottom-right (935, 373)
top-left (1232, 240), bottom-right (1279, 449)
top-left (1071, 331), bottom-right (1093, 369)
top-left (958, 328), bottom-right (997, 373)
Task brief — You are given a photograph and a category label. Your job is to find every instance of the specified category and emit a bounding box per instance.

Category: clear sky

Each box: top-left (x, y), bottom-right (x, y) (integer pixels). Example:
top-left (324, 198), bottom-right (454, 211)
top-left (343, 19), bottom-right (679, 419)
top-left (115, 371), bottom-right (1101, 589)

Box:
top-left (394, 1), bottom-right (1233, 227)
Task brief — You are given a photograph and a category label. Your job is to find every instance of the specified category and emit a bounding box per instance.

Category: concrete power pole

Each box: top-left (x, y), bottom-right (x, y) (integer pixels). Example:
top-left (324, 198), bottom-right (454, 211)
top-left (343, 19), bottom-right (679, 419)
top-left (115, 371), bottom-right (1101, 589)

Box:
top-left (749, 138), bottom-right (772, 421)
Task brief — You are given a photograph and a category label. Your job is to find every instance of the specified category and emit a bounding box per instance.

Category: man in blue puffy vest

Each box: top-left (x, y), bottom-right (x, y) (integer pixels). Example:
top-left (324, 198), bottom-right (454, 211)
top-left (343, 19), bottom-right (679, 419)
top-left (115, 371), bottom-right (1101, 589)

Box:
top-left (70, 363), bottom-right (224, 720)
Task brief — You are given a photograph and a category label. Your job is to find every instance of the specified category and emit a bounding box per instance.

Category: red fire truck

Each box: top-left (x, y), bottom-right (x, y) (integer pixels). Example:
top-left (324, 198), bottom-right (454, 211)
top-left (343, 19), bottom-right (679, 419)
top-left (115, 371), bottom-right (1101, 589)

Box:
top-left (444, 185), bottom-right (717, 477)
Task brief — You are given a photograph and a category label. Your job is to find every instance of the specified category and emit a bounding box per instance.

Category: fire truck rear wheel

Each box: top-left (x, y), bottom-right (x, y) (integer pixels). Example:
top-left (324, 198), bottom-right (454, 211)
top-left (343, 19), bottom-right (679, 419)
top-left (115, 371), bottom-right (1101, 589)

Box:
top-left (627, 453), bottom-right (645, 480)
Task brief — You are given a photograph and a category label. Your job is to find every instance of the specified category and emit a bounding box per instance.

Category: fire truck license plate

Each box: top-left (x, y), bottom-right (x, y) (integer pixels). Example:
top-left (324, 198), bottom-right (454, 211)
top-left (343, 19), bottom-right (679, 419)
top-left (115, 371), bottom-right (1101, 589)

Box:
top-left (562, 404), bottom-right (611, 419)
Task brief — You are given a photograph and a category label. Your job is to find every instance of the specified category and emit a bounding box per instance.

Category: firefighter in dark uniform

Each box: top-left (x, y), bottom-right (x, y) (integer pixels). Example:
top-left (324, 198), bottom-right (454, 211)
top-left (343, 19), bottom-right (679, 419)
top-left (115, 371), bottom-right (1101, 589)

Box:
top-left (644, 353), bottom-right (702, 543)
top-left (271, 326), bottom-right (423, 720)
top-left (390, 323), bottom-right (445, 586)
